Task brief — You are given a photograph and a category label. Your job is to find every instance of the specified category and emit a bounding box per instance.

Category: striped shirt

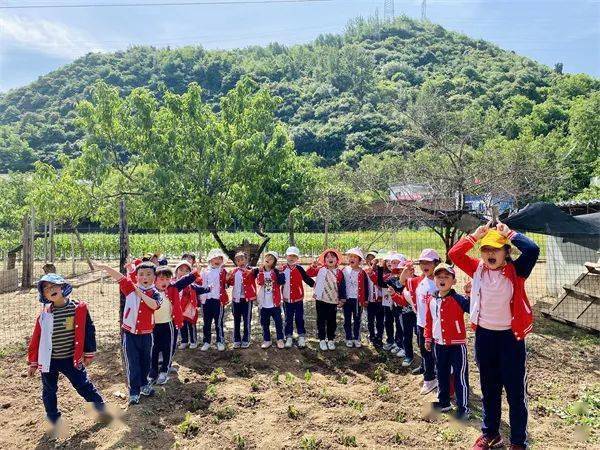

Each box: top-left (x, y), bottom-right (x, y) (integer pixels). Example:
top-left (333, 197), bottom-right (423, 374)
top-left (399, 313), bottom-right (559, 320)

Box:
top-left (51, 300), bottom-right (76, 358)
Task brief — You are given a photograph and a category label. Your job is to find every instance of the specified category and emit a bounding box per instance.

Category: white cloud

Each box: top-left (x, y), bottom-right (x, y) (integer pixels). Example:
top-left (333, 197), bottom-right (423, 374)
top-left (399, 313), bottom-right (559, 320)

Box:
top-left (0, 14), bottom-right (105, 59)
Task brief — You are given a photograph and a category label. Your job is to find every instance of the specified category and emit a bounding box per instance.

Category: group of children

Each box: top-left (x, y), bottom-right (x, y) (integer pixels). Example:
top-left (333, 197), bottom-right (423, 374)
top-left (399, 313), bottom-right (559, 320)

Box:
top-left (27, 222), bottom-right (539, 450)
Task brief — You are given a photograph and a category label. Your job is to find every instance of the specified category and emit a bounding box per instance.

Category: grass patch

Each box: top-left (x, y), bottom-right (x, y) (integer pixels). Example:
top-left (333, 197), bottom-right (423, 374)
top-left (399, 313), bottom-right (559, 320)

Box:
top-left (562, 385), bottom-right (600, 430)
top-left (300, 435), bottom-right (321, 450)
top-left (213, 405), bottom-right (236, 422)
top-left (440, 427), bottom-right (461, 443)
top-left (232, 433), bottom-right (247, 450)
top-left (304, 369), bottom-right (312, 382)
top-left (338, 434), bottom-right (357, 447)
top-left (178, 412), bottom-right (200, 437)
top-left (208, 367), bottom-right (226, 384)
top-left (348, 399), bottom-right (364, 413)
top-left (288, 404), bottom-right (300, 419)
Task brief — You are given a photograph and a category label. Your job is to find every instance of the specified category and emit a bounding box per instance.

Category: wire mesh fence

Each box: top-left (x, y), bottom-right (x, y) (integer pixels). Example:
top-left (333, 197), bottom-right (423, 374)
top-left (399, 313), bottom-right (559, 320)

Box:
top-left (0, 228), bottom-right (597, 349)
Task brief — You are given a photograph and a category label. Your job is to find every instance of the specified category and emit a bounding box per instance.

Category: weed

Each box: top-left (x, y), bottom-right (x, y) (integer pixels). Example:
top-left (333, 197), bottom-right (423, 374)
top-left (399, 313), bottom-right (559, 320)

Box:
top-left (177, 412), bottom-right (200, 437)
top-left (348, 399), bottom-right (364, 413)
top-left (213, 405), bottom-right (236, 421)
top-left (231, 354), bottom-right (241, 364)
top-left (394, 410), bottom-right (407, 423)
top-left (377, 384), bottom-right (391, 397)
top-left (300, 435), bottom-right (320, 450)
top-left (393, 432), bottom-right (407, 444)
top-left (288, 404), bottom-right (300, 419)
top-left (339, 434), bottom-right (357, 447)
top-left (338, 375), bottom-right (348, 385)
top-left (373, 364), bottom-right (387, 382)
top-left (233, 433), bottom-right (246, 450)
top-left (285, 372), bottom-right (294, 384)
top-left (205, 384), bottom-right (217, 398)
top-left (208, 367), bottom-right (226, 384)
top-left (304, 369), bottom-right (312, 382)
top-left (440, 427), bottom-right (461, 443)
top-left (272, 370), bottom-right (280, 384)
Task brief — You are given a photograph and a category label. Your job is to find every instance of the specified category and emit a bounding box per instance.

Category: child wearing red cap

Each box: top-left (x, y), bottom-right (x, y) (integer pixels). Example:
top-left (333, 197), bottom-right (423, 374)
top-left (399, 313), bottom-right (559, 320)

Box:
top-left (449, 223), bottom-right (539, 450)
top-left (400, 248), bottom-right (441, 395)
top-left (307, 249), bottom-right (346, 351)
top-left (424, 263), bottom-right (470, 420)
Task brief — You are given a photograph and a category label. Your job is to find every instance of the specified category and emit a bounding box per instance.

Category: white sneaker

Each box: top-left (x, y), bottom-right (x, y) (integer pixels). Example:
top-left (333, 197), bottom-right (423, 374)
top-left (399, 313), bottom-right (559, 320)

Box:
top-left (390, 344), bottom-right (400, 354)
top-left (189, 342), bottom-right (198, 349)
top-left (200, 343), bottom-right (210, 351)
top-left (420, 379), bottom-right (438, 395)
top-left (345, 340), bottom-right (353, 348)
top-left (354, 340), bottom-right (362, 348)
top-left (277, 340), bottom-right (285, 349)
top-left (285, 337), bottom-right (293, 348)
top-left (383, 342), bottom-right (393, 351)
top-left (395, 348), bottom-right (406, 358)
top-left (319, 340), bottom-right (328, 351)
top-left (178, 343), bottom-right (189, 350)
top-left (233, 342), bottom-right (241, 349)
top-left (217, 342), bottom-right (225, 351)
top-left (241, 341), bottom-right (250, 348)
top-left (261, 341), bottom-right (272, 349)
top-left (168, 366), bottom-right (179, 374)
top-left (327, 341), bottom-right (336, 350)
top-left (297, 336), bottom-right (306, 348)
top-left (156, 372), bottom-right (168, 385)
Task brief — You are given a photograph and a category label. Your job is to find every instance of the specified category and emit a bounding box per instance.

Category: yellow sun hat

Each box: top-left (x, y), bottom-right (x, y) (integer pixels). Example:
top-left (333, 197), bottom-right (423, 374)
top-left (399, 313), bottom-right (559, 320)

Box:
top-left (480, 229), bottom-right (509, 249)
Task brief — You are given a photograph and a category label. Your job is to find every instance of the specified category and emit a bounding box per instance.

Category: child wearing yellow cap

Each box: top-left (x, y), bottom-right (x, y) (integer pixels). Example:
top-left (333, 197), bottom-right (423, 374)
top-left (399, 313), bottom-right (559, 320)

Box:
top-left (449, 222), bottom-right (539, 450)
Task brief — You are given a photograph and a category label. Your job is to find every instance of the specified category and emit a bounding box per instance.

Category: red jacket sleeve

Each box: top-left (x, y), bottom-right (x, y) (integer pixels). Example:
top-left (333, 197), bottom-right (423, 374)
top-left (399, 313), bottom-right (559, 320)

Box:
top-left (424, 296), bottom-right (433, 342)
top-left (119, 277), bottom-right (136, 296)
top-left (168, 286), bottom-right (184, 329)
top-left (448, 235), bottom-right (480, 278)
top-left (305, 266), bottom-right (320, 277)
top-left (27, 316), bottom-right (41, 367)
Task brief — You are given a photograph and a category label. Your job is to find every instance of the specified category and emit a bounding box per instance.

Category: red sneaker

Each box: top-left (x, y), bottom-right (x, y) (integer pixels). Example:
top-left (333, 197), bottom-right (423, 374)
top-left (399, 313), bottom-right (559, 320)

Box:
top-left (472, 434), bottom-right (504, 450)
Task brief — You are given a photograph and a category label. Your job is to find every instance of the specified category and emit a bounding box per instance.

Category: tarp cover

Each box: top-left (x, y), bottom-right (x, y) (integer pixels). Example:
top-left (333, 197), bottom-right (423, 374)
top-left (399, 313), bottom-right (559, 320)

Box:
top-left (504, 202), bottom-right (600, 236)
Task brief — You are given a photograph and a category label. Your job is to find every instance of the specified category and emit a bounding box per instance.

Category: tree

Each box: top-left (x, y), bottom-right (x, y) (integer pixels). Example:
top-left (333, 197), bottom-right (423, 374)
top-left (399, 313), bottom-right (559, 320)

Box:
top-left (568, 92), bottom-right (600, 192)
top-left (72, 78), bottom-right (314, 263)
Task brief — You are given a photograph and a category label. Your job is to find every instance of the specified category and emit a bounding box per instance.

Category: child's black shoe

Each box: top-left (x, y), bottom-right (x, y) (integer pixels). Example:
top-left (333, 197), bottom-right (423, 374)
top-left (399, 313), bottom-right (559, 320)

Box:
top-left (140, 385), bottom-right (155, 396)
top-left (454, 408), bottom-right (471, 421)
top-left (129, 395), bottom-right (140, 405)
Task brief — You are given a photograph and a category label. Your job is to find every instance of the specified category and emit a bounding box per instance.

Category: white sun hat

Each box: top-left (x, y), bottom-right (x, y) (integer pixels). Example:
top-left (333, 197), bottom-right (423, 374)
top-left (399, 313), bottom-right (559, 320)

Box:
top-left (285, 246), bottom-right (300, 257)
top-left (207, 248), bottom-right (227, 262)
top-left (345, 247), bottom-right (364, 261)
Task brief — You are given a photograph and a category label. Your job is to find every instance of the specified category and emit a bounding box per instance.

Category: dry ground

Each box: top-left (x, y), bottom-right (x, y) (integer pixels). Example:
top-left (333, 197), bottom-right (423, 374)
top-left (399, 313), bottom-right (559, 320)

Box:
top-left (0, 264), bottom-right (598, 449)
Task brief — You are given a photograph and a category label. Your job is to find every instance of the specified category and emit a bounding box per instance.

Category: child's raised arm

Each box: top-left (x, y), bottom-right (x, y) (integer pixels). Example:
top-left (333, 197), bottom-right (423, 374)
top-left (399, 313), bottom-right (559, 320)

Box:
top-left (94, 262), bottom-right (124, 281)
top-left (497, 222), bottom-right (540, 279)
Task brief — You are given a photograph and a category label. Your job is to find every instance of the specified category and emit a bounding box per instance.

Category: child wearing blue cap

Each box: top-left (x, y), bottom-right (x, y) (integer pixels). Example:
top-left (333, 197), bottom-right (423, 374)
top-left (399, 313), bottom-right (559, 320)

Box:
top-left (28, 274), bottom-right (109, 430)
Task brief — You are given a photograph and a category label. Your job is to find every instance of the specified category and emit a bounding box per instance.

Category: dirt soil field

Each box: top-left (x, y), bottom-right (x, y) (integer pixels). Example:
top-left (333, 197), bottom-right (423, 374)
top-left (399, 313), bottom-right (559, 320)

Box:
top-left (0, 297), bottom-right (598, 450)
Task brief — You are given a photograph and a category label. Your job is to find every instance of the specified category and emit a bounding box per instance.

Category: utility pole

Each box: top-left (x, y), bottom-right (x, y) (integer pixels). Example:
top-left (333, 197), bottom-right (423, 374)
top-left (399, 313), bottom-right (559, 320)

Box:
top-left (421, 0), bottom-right (427, 20)
top-left (384, 0), bottom-right (394, 22)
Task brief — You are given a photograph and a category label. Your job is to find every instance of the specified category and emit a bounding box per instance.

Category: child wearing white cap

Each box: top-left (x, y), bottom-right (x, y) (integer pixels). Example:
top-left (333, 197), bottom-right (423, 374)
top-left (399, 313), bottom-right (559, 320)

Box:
top-left (226, 252), bottom-right (257, 349)
top-left (341, 247), bottom-right (369, 348)
top-left (281, 246), bottom-right (314, 348)
top-left (198, 249), bottom-right (230, 351)
top-left (400, 248), bottom-right (442, 395)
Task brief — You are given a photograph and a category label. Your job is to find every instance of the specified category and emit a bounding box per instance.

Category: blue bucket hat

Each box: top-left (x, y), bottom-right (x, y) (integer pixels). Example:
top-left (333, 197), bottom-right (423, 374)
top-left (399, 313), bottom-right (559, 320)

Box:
top-left (37, 274), bottom-right (73, 304)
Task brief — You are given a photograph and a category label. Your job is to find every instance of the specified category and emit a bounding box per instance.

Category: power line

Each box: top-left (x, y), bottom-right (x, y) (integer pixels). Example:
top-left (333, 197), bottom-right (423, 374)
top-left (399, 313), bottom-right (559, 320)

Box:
top-left (0, 0), bottom-right (332, 10)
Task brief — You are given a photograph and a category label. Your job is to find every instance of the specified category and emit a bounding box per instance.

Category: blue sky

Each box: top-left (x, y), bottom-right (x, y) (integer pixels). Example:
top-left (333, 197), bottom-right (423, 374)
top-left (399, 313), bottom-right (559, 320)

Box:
top-left (0, 0), bottom-right (598, 92)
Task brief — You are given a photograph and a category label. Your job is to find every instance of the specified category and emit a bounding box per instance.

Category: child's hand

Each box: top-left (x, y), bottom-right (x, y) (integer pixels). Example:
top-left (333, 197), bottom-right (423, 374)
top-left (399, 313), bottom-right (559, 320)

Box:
top-left (310, 259), bottom-right (318, 269)
top-left (472, 221), bottom-right (492, 240)
top-left (464, 280), bottom-right (472, 296)
top-left (496, 221), bottom-right (511, 237)
top-left (387, 287), bottom-right (395, 295)
top-left (83, 356), bottom-right (94, 367)
top-left (28, 366), bottom-right (37, 377)
top-left (337, 301), bottom-right (344, 308)
top-left (402, 264), bottom-right (415, 278)
top-left (425, 341), bottom-right (432, 352)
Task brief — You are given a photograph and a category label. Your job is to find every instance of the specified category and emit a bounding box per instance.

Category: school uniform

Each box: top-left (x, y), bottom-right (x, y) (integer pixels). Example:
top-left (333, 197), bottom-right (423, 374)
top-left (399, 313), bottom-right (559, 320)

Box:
top-left (365, 267), bottom-right (384, 346)
top-left (28, 299), bottom-right (105, 424)
top-left (380, 271), bottom-right (397, 347)
top-left (198, 266), bottom-right (229, 344)
top-left (179, 275), bottom-right (202, 346)
top-left (256, 268), bottom-right (286, 341)
top-left (281, 264), bottom-right (314, 339)
top-left (425, 289), bottom-right (470, 414)
top-left (341, 266), bottom-right (368, 342)
top-left (449, 231), bottom-right (539, 447)
top-left (119, 278), bottom-right (162, 396)
top-left (310, 266), bottom-right (346, 341)
top-left (406, 275), bottom-right (437, 381)
top-left (227, 266), bottom-right (257, 345)
top-left (149, 271), bottom-right (198, 380)
top-left (387, 277), bottom-right (417, 360)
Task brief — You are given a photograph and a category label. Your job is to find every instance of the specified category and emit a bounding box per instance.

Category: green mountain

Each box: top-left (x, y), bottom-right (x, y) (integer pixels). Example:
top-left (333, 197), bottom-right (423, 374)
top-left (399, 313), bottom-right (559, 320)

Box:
top-left (0, 16), bottom-right (597, 173)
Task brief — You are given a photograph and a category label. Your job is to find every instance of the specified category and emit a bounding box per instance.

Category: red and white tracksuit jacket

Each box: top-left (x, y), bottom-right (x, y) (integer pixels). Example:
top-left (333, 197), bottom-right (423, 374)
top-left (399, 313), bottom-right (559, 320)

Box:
top-left (28, 301), bottom-right (96, 373)
top-left (281, 264), bottom-right (314, 302)
top-left (227, 266), bottom-right (257, 301)
top-left (119, 278), bottom-right (162, 334)
top-left (424, 290), bottom-right (470, 345)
